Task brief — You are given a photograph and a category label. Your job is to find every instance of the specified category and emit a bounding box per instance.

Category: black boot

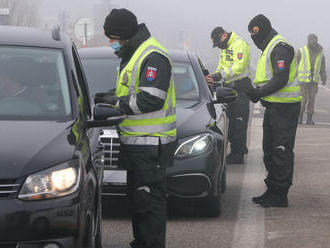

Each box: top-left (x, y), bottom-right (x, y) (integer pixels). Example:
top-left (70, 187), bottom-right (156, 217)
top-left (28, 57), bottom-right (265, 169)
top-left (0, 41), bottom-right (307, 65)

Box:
top-left (298, 113), bottom-right (303, 124)
top-left (226, 153), bottom-right (244, 164)
top-left (252, 188), bottom-right (272, 204)
top-left (259, 188), bottom-right (289, 208)
top-left (306, 114), bottom-right (315, 125)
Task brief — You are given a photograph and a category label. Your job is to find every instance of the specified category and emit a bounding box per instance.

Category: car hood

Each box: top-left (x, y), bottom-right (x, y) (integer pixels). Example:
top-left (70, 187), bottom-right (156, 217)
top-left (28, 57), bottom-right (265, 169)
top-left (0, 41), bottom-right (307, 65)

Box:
top-left (0, 121), bottom-right (76, 179)
top-left (176, 102), bottom-right (212, 139)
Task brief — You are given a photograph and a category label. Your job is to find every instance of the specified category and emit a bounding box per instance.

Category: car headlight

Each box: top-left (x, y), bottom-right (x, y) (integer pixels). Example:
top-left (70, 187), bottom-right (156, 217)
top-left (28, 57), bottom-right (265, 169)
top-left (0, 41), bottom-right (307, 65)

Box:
top-left (175, 134), bottom-right (213, 159)
top-left (18, 161), bottom-right (80, 201)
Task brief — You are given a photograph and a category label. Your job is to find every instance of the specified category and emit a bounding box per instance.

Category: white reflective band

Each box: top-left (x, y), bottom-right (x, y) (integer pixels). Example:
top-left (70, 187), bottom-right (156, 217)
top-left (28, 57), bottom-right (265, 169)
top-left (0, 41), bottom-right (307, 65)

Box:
top-left (129, 94), bottom-right (142, 114)
top-left (124, 107), bottom-right (175, 120)
top-left (226, 69), bottom-right (250, 83)
top-left (139, 87), bottom-right (168, 100)
top-left (270, 90), bottom-right (302, 98)
top-left (265, 38), bottom-right (285, 80)
top-left (120, 122), bottom-right (176, 133)
top-left (302, 47), bottom-right (307, 73)
top-left (220, 69), bottom-right (226, 79)
top-left (137, 186), bottom-right (151, 193)
top-left (120, 135), bottom-right (176, 145)
top-left (228, 67), bottom-right (234, 78)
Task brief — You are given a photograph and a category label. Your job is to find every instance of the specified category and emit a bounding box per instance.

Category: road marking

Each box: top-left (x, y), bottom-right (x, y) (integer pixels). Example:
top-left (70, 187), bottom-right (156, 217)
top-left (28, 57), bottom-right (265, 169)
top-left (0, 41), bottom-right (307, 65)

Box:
top-left (231, 118), bottom-right (265, 248)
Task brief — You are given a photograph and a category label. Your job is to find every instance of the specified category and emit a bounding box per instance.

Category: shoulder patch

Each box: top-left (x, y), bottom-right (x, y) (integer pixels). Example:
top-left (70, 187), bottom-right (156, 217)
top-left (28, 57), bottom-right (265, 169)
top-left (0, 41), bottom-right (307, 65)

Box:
top-left (146, 67), bottom-right (157, 81)
top-left (237, 53), bottom-right (243, 60)
top-left (277, 60), bottom-right (285, 71)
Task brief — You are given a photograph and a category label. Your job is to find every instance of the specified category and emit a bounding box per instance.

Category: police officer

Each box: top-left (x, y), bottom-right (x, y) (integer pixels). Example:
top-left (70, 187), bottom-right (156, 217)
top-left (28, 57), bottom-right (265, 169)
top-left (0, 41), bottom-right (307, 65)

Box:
top-left (297, 34), bottom-right (327, 125)
top-left (206, 27), bottom-right (251, 164)
top-left (99, 9), bottom-right (177, 248)
top-left (246, 14), bottom-right (302, 208)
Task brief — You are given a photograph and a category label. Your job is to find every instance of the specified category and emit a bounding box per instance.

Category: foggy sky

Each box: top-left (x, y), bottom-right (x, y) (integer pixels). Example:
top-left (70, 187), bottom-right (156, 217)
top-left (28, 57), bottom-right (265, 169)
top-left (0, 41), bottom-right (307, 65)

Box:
top-left (40, 0), bottom-right (330, 70)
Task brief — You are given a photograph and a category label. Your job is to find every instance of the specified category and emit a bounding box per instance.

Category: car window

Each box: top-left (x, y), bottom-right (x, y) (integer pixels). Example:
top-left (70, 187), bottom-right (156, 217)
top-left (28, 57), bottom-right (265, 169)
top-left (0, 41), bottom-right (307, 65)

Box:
top-left (0, 46), bottom-right (71, 120)
top-left (81, 58), bottom-right (119, 96)
top-left (172, 62), bottom-right (200, 108)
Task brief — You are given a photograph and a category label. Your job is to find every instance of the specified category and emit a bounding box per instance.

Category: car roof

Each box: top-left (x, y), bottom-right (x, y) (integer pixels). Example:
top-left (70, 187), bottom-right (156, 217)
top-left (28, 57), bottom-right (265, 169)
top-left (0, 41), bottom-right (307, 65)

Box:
top-left (78, 47), bottom-right (196, 62)
top-left (0, 26), bottom-right (71, 49)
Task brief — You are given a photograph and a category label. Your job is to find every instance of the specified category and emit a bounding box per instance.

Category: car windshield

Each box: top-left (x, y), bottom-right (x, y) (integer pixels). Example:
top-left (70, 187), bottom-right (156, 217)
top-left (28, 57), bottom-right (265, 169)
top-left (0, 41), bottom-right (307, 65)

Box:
top-left (81, 58), bottom-right (200, 108)
top-left (0, 46), bottom-right (71, 120)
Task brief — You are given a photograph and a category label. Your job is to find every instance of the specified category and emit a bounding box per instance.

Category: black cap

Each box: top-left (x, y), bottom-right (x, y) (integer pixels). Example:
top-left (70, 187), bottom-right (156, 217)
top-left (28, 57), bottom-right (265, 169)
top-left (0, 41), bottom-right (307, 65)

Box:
top-left (211, 27), bottom-right (225, 48)
top-left (248, 14), bottom-right (272, 36)
top-left (103, 8), bottom-right (138, 40)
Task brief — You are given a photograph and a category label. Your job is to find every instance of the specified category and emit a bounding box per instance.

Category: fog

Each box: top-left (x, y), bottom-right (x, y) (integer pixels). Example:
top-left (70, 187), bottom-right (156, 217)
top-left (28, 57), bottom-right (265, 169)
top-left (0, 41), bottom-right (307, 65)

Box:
top-left (36, 0), bottom-right (330, 71)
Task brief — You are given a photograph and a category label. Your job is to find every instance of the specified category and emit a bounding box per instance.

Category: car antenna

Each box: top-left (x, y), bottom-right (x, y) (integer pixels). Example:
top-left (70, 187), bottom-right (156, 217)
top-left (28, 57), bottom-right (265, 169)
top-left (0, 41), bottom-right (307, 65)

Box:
top-left (52, 25), bottom-right (61, 41)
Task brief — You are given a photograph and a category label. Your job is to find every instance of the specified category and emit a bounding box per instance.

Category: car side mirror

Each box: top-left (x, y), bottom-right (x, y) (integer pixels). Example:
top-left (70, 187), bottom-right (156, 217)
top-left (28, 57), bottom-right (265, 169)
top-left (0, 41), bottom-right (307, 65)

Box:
top-left (86, 103), bottom-right (126, 128)
top-left (213, 87), bottom-right (238, 104)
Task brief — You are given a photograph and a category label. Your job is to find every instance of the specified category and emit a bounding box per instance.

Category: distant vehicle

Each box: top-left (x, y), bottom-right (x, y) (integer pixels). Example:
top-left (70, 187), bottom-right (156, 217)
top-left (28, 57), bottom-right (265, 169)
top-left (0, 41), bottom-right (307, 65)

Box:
top-left (79, 47), bottom-right (237, 217)
top-left (0, 26), bottom-right (118, 248)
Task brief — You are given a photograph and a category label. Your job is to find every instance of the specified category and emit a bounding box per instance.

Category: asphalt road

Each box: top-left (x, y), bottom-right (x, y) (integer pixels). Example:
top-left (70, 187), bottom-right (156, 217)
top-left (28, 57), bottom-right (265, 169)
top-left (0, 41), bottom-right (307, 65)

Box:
top-left (100, 85), bottom-right (330, 248)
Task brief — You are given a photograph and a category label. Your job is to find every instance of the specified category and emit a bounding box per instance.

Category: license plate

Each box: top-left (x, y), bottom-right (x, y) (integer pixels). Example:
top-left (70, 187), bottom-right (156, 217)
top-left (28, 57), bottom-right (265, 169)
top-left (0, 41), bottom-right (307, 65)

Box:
top-left (103, 170), bottom-right (127, 185)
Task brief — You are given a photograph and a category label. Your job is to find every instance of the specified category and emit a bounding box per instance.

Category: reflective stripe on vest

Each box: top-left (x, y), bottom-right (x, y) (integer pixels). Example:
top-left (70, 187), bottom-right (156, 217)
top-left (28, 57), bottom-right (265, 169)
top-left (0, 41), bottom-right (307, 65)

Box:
top-left (254, 35), bottom-right (302, 103)
top-left (297, 45), bottom-right (323, 83)
top-left (116, 37), bottom-right (176, 145)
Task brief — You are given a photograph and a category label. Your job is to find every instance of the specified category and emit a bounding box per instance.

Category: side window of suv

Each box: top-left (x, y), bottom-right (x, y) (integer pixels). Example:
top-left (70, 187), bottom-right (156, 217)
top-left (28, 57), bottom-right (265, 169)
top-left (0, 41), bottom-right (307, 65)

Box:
top-left (72, 44), bottom-right (92, 118)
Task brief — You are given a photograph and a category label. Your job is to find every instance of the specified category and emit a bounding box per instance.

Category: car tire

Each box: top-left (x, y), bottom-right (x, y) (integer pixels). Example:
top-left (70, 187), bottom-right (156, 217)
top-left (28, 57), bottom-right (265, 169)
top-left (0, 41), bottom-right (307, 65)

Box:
top-left (84, 184), bottom-right (102, 248)
top-left (84, 207), bottom-right (96, 248)
top-left (95, 205), bottom-right (103, 248)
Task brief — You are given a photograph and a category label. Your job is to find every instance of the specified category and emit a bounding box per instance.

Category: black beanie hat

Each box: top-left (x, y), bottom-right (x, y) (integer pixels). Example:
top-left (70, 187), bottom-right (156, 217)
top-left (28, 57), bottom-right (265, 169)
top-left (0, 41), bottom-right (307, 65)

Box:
top-left (103, 8), bottom-right (138, 40)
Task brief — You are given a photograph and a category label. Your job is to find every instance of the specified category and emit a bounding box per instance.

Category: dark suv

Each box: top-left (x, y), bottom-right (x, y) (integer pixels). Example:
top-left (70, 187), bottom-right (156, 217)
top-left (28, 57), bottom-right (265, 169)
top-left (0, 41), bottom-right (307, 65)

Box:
top-left (0, 26), bottom-right (112, 248)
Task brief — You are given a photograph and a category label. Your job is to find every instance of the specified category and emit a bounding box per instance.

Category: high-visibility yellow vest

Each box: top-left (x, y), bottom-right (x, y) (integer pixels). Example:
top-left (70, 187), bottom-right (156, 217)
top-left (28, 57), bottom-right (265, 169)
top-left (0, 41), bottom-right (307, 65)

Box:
top-left (254, 35), bottom-right (302, 103)
top-left (215, 32), bottom-right (251, 84)
top-left (116, 36), bottom-right (176, 146)
top-left (297, 45), bottom-right (323, 83)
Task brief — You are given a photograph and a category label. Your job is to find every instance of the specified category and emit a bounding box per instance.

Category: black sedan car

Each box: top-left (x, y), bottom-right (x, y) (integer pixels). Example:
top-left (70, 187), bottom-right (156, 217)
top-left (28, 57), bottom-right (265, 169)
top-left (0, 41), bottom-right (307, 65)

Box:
top-left (79, 47), bottom-right (236, 217)
top-left (0, 27), bottom-right (111, 248)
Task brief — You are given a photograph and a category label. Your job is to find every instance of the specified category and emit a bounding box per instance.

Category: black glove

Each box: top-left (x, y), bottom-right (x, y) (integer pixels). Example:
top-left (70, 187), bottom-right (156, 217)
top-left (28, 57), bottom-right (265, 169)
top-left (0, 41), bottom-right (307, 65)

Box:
top-left (211, 72), bottom-right (222, 82)
top-left (94, 103), bottom-right (124, 121)
top-left (246, 88), bottom-right (261, 103)
top-left (94, 92), bottom-right (118, 105)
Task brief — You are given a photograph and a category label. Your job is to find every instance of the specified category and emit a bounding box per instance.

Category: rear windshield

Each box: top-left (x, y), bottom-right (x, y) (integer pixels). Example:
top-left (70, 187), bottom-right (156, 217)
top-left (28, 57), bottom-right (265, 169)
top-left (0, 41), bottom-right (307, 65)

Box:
top-left (0, 46), bottom-right (71, 120)
top-left (81, 57), bottom-right (200, 108)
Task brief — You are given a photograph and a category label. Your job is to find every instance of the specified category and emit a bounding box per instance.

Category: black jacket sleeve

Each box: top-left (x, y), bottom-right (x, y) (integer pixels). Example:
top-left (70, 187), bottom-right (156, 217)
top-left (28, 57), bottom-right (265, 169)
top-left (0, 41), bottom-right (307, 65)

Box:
top-left (119, 52), bottom-right (172, 114)
top-left (254, 42), bottom-right (294, 98)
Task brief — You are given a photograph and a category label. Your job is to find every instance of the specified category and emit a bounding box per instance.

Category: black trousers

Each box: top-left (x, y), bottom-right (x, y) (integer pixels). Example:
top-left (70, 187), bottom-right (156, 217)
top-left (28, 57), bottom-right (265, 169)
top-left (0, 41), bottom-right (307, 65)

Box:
top-left (262, 101), bottom-right (301, 190)
top-left (227, 92), bottom-right (250, 155)
top-left (120, 145), bottom-right (167, 248)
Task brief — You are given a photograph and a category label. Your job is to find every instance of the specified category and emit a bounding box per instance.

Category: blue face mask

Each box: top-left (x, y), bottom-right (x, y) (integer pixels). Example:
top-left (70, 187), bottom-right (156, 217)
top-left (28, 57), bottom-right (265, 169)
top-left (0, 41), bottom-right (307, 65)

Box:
top-left (110, 41), bottom-right (122, 52)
